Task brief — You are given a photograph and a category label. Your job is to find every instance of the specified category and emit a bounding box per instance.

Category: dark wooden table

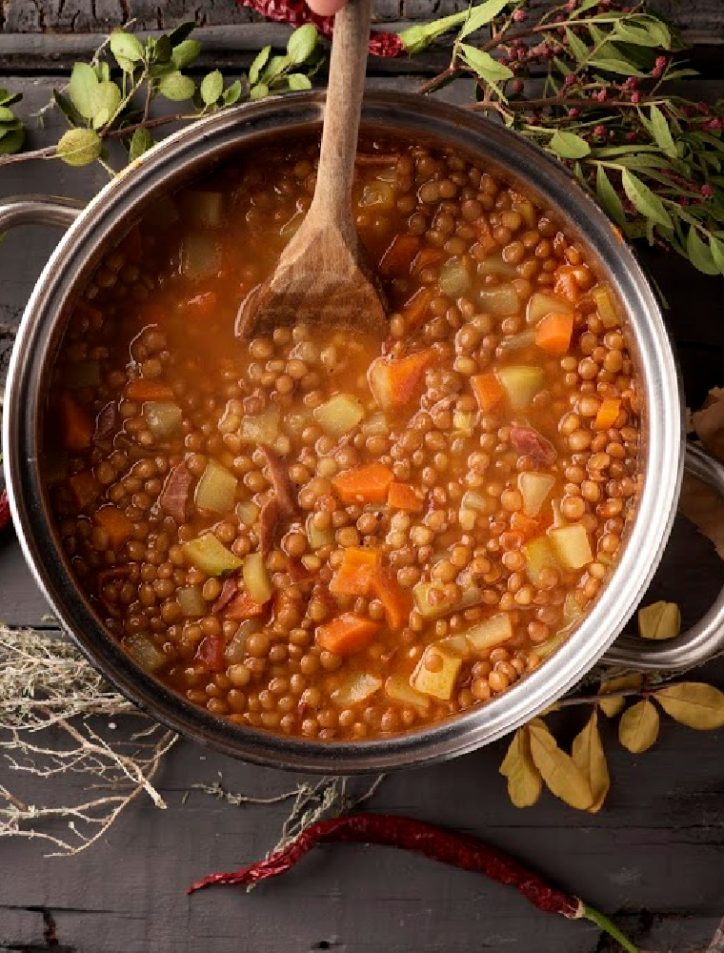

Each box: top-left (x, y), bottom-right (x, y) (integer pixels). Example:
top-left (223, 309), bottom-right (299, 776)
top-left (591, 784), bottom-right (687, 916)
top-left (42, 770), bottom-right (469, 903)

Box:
top-left (1, 4), bottom-right (724, 952)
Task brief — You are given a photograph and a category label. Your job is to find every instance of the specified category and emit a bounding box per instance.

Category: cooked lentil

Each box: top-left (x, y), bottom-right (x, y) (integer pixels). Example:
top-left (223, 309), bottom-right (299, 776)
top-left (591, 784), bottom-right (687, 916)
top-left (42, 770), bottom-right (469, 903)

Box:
top-left (45, 137), bottom-right (642, 741)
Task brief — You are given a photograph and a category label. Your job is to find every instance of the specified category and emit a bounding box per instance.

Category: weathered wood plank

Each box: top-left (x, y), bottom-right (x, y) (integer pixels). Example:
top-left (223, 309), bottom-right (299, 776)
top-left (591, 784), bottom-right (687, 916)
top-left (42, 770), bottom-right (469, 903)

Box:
top-left (2, 0), bottom-right (723, 36)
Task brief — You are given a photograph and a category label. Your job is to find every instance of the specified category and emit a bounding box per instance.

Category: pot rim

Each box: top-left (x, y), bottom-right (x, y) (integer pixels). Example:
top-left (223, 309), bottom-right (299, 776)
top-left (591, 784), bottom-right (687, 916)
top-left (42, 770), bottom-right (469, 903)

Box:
top-left (3, 90), bottom-right (683, 773)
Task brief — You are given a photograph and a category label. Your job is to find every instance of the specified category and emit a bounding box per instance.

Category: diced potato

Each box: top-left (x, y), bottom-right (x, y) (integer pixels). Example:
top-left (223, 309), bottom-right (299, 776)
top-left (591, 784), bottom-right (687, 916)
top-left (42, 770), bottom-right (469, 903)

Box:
top-left (361, 412), bottom-right (389, 437)
top-left (526, 291), bottom-right (573, 325)
top-left (518, 472), bottom-right (556, 517)
top-left (500, 330), bottom-right (536, 351)
top-left (236, 500), bottom-right (260, 527)
top-left (125, 633), bottom-right (167, 673)
top-left (522, 535), bottom-right (559, 586)
top-left (242, 552), bottom-right (273, 604)
top-left (497, 366), bottom-right (545, 409)
top-left (465, 612), bottom-right (514, 652)
top-left (195, 459), bottom-right (237, 514)
top-left (563, 591), bottom-right (583, 625)
top-left (331, 672), bottom-right (383, 706)
top-left (183, 534), bottom-right (243, 576)
top-left (458, 489), bottom-right (487, 532)
top-left (549, 524), bottom-right (593, 570)
top-left (439, 257), bottom-right (472, 297)
top-left (453, 410), bottom-right (476, 435)
top-left (306, 513), bottom-right (334, 550)
top-left (177, 586), bottom-right (206, 618)
top-left (412, 643), bottom-right (463, 700)
top-left (478, 284), bottom-right (519, 315)
top-left (360, 181), bottom-right (396, 209)
top-left (144, 401), bottom-right (182, 440)
top-left (240, 407), bottom-right (280, 445)
top-left (476, 254), bottom-right (516, 278)
top-left (181, 232), bottom-right (221, 279)
top-left (413, 582), bottom-right (458, 620)
top-left (384, 674), bottom-right (431, 711)
top-left (181, 190), bottom-right (224, 228)
top-left (592, 283), bottom-right (619, 328)
top-left (313, 393), bottom-right (364, 437)
top-left (513, 198), bottom-right (537, 229)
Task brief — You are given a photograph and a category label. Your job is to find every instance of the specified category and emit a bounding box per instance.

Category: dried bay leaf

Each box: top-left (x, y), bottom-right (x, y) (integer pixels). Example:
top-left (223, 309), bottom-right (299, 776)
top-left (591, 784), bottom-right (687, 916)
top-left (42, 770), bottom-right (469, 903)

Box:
top-left (679, 472), bottom-right (724, 560)
top-left (499, 727), bottom-right (542, 808)
top-left (572, 711), bottom-right (610, 812)
top-left (528, 721), bottom-right (593, 810)
top-left (637, 601), bottom-right (681, 640)
top-left (599, 673), bottom-right (643, 718)
top-left (655, 682), bottom-right (724, 730)
top-left (619, 698), bottom-right (660, 753)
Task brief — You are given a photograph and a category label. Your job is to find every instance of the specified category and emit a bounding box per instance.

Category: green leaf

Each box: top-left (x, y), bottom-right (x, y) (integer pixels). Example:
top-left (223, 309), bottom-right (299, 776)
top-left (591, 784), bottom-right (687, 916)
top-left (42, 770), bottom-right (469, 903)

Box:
top-left (649, 105), bottom-right (677, 159)
top-left (250, 83), bottom-right (269, 101)
top-left (154, 34), bottom-right (173, 63)
top-left (90, 81), bottom-right (122, 129)
top-left (57, 127), bottom-right (101, 167)
top-left (286, 72), bottom-right (312, 91)
top-left (262, 55), bottom-right (291, 83)
top-left (710, 235), bottom-right (724, 275)
top-left (110, 29), bottom-right (144, 65)
top-left (0, 88), bottom-right (22, 107)
top-left (158, 71), bottom-right (196, 102)
top-left (95, 61), bottom-right (111, 83)
top-left (613, 21), bottom-right (663, 48)
top-left (223, 80), bottom-right (243, 106)
top-left (549, 130), bottom-right (590, 159)
top-left (0, 106), bottom-right (15, 123)
top-left (458, 43), bottom-right (513, 84)
top-left (564, 26), bottom-right (589, 64)
top-left (249, 45), bottom-right (271, 85)
top-left (686, 226), bottom-right (719, 275)
top-left (169, 21), bottom-right (196, 46)
top-left (53, 89), bottom-right (83, 126)
top-left (589, 57), bottom-right (644, 77)
top-left (458, 0), bottom-right (512, 39)
top-left (0, 120), bottom-right (21, 139)
top-left (68, 62), bottom-right (99, 120)
top-left (172, 39), bottom-right (201, 69)
top-left (595, 165), bottom-right (626, 227)
top-left (128, 126), bottom-right (154, 162)
top-left (0, 127), bottom-right (24, 154)
top-left (287, 23), bottom-right (318, 65)
top-left (621, 168), bottom-right (673, 230)
top-left (200, 70), bottom-right (224, 106)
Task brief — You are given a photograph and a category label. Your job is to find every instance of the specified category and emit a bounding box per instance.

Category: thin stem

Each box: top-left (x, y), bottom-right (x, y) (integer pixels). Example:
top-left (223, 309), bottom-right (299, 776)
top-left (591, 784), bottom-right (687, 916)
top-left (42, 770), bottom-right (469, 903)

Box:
top-left (556, 688), bottom-right (645, 709)
top-left (584, 904), bottom-right (640, 953)
top-left (418, 65), bottom-right (459, 96)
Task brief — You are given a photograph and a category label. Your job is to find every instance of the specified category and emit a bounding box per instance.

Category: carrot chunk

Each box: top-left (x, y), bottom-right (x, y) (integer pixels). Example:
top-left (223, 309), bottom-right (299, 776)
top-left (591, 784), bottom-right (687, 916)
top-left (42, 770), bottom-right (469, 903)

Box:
top-left (226, 591), bottom-right (267, 620)
top-left (379, 234), bottom-right (420, 277)
top-left (68, 470), bottom-right (99, 509)
top-left (330, 547), bottom-right (381, 597)
top-left (400, 286), bottom-right (434, 328)
top-left (553, 265), bottom-right (582, 303)
top-left (371, 569), bottom-right (412, 631)
top-left (368, 349), bottom-right (436, 412)
top-left (412, 246), bottom-right (444, 273)
top-left (125, 379), bottom-right (175, 402)
top-left (510, 511), bottom-right (540, 539)
top-left (593, 397), bottom-right (622, 431)
top-left (59, 391), bottom-right (93, 451)
top-left (332, 464), bottom-right (394, 504)
top-left (316, 613), bottom-right (382, 656)
top-left (388, 482), bottom-right (424, 513)
top-left (94, 505), bottom-right (134, 549)
top-left (535, 312), bottom-right (574, 355)
top-left (471, 373), bottom-right (505, 413)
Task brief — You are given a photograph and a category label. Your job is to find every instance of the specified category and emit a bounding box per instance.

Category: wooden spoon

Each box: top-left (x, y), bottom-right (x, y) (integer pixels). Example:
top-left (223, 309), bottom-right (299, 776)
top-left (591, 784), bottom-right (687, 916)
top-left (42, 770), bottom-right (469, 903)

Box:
top-left (237, 0), bottom-right (387, 339)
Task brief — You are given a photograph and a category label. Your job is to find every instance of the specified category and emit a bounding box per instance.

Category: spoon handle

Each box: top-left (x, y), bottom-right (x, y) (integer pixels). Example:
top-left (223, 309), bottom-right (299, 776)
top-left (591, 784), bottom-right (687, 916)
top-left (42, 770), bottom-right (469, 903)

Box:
top-left (310, 0), bottom-right (371, 234)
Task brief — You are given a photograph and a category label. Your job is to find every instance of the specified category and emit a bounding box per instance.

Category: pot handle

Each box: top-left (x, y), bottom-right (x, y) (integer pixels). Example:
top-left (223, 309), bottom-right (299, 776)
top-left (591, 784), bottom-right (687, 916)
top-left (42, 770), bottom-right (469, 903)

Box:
top-left (0, 195), bottom-right (83, 230)
top-left (603, 442), bottom-right (724, 671)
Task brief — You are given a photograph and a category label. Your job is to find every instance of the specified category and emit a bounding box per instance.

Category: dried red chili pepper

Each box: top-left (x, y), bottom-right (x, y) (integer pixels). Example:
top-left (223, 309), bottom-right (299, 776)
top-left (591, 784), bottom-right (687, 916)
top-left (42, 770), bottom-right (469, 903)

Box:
top-left (188, 812), bottom-right (638, 952)
top-left (236, 0), bottom-right (405, 57)
top-left (0, 489), bottom-right (11, 532)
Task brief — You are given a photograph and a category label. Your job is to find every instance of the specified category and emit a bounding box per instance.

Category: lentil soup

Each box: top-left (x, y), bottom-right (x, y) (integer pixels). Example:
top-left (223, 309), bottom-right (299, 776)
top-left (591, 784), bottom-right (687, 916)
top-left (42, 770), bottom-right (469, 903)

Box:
top-left (45, 136), bottom-right (642, 741)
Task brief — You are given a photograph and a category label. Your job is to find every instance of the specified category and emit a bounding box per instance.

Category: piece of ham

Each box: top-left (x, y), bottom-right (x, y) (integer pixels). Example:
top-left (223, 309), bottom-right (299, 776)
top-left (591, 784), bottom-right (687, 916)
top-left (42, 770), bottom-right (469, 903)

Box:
top-left (159, 462), bottom-right (194, 524)
top-left (257, 445), bottom-right (299, 554)
top-left (510, 426), bottom-right (557, 466)
top-left (212, 577), bottom-right (239, 614)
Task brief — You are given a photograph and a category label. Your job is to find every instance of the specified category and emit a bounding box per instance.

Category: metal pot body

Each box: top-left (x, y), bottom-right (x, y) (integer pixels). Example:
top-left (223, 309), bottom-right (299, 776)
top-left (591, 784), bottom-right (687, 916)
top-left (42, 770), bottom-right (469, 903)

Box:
top-left (4, 91), bottom-right (723, 773)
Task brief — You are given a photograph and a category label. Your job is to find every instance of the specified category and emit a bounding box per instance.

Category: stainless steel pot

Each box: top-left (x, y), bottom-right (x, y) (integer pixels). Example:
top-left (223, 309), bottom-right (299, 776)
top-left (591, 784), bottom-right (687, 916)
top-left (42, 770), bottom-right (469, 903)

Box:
top-left (3, 91), bottom-right (724, 772)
